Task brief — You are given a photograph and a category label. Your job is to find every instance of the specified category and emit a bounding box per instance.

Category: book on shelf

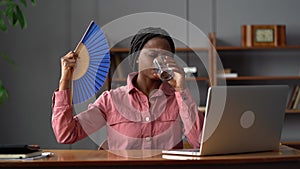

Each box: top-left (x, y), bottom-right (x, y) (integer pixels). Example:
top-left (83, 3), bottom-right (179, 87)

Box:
top-left (183, 66), bottom-right (197, 78)
top-left (217, 68), bottom-right (238, 78)
top-left (287, 85), bottom-right (300, 110)
top-left (217, 73), bottom-right (238, 78)
top-left (293, 86), bottom-right (300, 109)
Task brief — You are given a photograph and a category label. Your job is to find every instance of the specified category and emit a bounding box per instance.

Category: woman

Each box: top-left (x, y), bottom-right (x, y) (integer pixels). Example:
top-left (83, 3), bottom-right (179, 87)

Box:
top-left (52, 27), bottom-right (204, 150)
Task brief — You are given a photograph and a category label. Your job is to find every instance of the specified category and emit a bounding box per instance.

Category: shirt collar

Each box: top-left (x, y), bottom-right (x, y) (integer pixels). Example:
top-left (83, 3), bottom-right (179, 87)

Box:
top-left (127, 72), bottom-right (175, 96)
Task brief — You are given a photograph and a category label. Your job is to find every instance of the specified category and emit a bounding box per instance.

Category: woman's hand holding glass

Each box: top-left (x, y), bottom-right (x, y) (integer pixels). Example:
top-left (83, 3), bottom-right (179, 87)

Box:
top-left (153, 53), bottom-right (186, 91)
top-left (165, 56), bottom-right (186, 91)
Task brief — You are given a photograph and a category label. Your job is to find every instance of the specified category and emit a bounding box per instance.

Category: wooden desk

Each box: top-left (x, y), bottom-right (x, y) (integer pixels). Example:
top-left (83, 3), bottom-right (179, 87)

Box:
top-left (0, 145), bottom-right (299, 169)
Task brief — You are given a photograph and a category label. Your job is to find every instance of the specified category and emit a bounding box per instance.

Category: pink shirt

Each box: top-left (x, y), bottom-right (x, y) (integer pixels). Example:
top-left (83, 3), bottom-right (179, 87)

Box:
top-left (52, 72), bottom-right (204, 150)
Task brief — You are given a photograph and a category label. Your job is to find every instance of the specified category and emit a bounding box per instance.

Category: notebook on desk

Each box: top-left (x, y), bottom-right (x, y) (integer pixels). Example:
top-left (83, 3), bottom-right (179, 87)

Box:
top-left (0, 144), bottom-right (42, 159)
top-left (162, 85), bottom-right (289, 157)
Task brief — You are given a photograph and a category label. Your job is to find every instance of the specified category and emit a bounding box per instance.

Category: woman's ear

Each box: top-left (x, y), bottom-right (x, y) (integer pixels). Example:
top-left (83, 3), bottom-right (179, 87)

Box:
top-left (133, 57), bottom-right (139, 72)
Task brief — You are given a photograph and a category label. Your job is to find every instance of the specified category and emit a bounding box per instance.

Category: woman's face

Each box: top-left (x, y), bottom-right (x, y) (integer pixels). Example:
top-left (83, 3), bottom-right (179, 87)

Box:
top-left (137, 37), bottom-right (172, 79)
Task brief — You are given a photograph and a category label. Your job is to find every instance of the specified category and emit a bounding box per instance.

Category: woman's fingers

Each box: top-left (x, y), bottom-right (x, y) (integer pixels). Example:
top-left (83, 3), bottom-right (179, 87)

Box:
top-left (165, 56), bottom-right (184, 75)
top-left (59, 51), bottom-right (79, 81)
top-left (61, 51), bottom-right (78, 69)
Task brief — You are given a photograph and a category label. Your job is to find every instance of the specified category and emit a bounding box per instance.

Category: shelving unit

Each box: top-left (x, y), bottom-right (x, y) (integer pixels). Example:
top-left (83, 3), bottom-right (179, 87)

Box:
top-left (224, 76), bottom-right (300, 81)
top-left (209, 32), bottom-right (300, 148)
top-left (215, 45), bottom-right (300, 50)
top-left (209, 32), bottom-right (300, 114)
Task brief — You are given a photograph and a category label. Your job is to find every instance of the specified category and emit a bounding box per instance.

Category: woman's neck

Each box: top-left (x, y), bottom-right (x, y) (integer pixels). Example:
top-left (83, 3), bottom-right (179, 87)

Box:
top-left (134, 74), bottom-right (161, 97)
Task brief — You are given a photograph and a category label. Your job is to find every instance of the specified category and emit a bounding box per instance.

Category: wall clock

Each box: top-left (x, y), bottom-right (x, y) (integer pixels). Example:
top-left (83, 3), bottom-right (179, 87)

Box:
top-left (241, 25), bottom-right (286, 47)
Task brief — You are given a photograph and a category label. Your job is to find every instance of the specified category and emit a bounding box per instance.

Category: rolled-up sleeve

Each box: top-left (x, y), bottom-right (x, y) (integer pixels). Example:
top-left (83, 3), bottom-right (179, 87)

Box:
top-left (51, 90), bottom-right (87, 144)
top-left (175, 88), bottom-right (204, 148)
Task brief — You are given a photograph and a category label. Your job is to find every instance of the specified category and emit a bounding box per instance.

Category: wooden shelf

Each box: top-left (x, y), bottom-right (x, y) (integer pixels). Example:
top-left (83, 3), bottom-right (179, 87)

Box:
top-left (216, 45), bottom-right (300, 51)
top-left (110, 47), bottom-right (209, 53)
top-left (175, 47), bottom-right (209, 52)
top-left (285, 109), bottom-right (300, 114)
top-left (110, 48), bottom-right (129, 53)
top-left (220, 76), bottom-right (300, 81)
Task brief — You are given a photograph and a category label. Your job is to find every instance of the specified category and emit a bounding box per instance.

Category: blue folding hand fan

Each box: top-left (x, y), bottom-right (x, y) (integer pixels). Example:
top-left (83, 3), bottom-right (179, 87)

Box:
top-left (71, 21), bottom-right (110, 105)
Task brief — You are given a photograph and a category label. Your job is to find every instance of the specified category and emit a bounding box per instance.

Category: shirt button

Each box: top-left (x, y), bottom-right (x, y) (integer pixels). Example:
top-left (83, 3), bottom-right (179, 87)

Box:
top-left (145, 137), bottom-right (151, 142)
top-left (145, 116), bottom-right (150, 122)
top-left (181, 92), bottom-right (188, 100)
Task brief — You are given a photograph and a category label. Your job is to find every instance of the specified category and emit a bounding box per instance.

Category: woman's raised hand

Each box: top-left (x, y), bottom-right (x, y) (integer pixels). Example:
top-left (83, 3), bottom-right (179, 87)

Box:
top-left (59, 51), bottom-right (78, 90)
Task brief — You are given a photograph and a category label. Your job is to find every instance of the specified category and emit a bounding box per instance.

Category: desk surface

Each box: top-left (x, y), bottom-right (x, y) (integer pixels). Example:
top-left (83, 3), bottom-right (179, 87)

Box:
top-left (0, 145), bottom-right (300, 168)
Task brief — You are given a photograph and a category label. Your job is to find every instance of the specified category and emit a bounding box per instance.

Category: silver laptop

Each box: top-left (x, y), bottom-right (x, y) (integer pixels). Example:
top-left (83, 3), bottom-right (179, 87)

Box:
top-left (162, 85), bottom-right (289, 156)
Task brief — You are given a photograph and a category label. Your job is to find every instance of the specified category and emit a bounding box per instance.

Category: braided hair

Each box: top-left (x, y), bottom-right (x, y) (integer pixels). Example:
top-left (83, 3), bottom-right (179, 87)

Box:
top-left (129, 27), bottom-right (175, 71)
